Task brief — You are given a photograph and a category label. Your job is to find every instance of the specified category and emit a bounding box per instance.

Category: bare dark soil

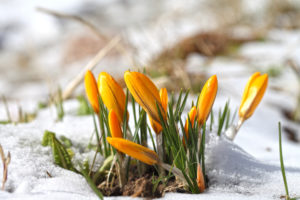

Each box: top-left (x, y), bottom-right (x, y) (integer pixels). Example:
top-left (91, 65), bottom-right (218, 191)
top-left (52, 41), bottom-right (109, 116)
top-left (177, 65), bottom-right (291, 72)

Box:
top-left (98, 165), bottom-right (186, 198)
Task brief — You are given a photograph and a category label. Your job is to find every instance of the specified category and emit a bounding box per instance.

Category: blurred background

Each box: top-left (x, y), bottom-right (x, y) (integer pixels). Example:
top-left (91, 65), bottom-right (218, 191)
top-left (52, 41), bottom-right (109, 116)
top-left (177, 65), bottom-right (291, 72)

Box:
top-left (1, 0), bottom-right (300, 135)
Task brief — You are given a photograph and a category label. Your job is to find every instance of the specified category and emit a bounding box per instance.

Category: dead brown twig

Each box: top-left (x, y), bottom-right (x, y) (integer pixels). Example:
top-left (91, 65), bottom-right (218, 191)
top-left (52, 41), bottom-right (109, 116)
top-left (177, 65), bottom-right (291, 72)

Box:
top-left (36, 7), bottom-right (107, 41)
top-left (0, 144), bottom-right (11, 190)
top-left (61, 36), bottom-right (121, 100)
top-left (36, 7), bottom-right (136, 99)
top-left (1, 95), bottom-right (12, 123)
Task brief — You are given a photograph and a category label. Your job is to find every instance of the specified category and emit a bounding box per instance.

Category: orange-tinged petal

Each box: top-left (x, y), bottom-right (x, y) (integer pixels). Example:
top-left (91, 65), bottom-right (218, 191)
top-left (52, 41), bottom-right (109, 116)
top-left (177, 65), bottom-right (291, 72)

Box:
top-left (159, 88), bottom-right (168, 113)
top-left (197, 163), bottom-right (205, 193)
top-left (239, 72), bottom-right (268, 120)
top-left (149, 88), bottom-right (167, 134)
top-left (183, 106), bottom-right (197, 146)
top-left (109, 110), bottom-right (123, 138)
top-left (149, 117), bottom-right (163, 134)
top-left (84, 70), bottom-right (100, 113)
top-left (124, 71), bottom-right (165, 124)
top-left (98, 72), bottom-right (128, 123)
top-left (240, 72), bottom-right (260, 106)
top-left (197, 75), bottom-right (218, 125)
top-left (107, 137), bottom-right (159, 165)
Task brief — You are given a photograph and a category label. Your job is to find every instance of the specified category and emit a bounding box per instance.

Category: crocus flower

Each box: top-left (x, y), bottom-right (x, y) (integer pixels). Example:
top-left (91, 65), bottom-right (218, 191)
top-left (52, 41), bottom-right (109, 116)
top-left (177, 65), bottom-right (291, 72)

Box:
top-left (149, 88), bottom-right (168, 134)
top-left (159, 88), bottom-right (168, 113)
top-left (107, 137), bottom-right (159, 165)
top-left (84, 70), bottom-right (100, 113)
top-left (108, 110), bottom-right (123, 138)
top-left (239, 72), bottom-right (268, 121)
top-left (98, 72), bottom-right (127, 123)
top-left (197, 163), bottom-right (205, 193)
top-left (197, 75), bottom-right (218, 125)
top-left (124, 71), bottom-right (166, 126)
top-left (183, 106), bottom-right (197, 146)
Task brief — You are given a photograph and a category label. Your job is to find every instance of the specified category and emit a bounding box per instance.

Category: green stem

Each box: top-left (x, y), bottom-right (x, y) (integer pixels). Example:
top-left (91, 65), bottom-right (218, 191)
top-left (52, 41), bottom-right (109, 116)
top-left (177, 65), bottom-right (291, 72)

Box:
top-left (156, 133), bottom-right (165, 176)
top-left (97, 113), bottom-right (108, 157)
top-left (92, 113), bottom-right (102, 154)
top-left (278, 122), bottom-right (290, 200)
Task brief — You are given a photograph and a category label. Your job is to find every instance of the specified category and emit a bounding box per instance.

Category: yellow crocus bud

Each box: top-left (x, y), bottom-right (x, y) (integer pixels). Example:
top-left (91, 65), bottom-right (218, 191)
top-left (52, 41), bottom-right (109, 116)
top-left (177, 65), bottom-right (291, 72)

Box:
top-left (108, 110), bottom-right (123, 138)
top-left (149, 88), bottom-right (168, 134)
top-left (183, 106), bottom-right (197, 146)
top-left (197, 75), bottom-right (218, 125)
top-left (98, 72), bottom-right (128, 123)
top-left (106, 137), bottom-right (159, 165)
top-left (197, 163), bottom-right (205, 193)
top-left (124, 71), bottom-right (166, 125)
top-left (84, 70), bottom-right (100, 113)
top-left (239, 72), bottom-right (268, 121)
top-left (159, 88), bottom-right (168, 113)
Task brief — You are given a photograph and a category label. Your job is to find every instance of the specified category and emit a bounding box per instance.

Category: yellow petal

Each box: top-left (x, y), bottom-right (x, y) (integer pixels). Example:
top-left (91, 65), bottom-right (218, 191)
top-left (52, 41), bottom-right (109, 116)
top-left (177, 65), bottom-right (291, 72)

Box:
top-left (98, 72), bottom-right (128, 123)
top-left (124, 71), bottom-right (165, 124)
top-left (149, 117), bottom-right (163, 134)
top-left (197, 75), bottom-right (218, 125)
top-left (107, 137), bottom-right (159, 165)
top-left (183, 106), bottom-right (197, 146)
top-left (239, 73), bottom-right (268, 120)
top-left (108, 110), bottom-right (123, 138)
top-left (159, 88), bottom-right (168, 113)
top-left (197, 163), bottom-right (205, 193)
top-left (84, 70), bottom-right (100, 113)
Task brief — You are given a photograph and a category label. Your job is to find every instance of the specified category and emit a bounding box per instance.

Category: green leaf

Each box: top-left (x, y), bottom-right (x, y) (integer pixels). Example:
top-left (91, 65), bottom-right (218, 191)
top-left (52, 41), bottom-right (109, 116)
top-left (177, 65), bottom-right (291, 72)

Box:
top-left (59, 135), bottom-right (73, 148)
top-left (42, 130), bottom-right (76, 172)
top-left (279, 122), bottom-right (290, 200)
top-left (77, 96), bottom-right (93, 115)
top-left (81, 168), bottom-right (104, 200)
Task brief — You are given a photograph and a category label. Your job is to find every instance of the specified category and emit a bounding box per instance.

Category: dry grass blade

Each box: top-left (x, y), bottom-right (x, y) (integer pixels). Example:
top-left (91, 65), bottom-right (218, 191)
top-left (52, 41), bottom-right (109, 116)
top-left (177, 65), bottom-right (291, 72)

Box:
top-left (1, 95), bottom-right (12, 123)
top-left (0, 144), bottom-right (11, 191)
top-left (36, 7), bottom-right (107, 41)
top-left (62, 36), bottom-right (121, 100)
top-left (37, 7), bottom-right (136, 99)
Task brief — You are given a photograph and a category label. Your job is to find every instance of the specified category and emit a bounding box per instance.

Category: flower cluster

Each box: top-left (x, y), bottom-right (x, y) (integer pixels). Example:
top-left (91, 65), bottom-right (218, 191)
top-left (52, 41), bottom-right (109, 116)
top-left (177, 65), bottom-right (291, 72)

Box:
top-left (84, 70), bottom-right (268, 193)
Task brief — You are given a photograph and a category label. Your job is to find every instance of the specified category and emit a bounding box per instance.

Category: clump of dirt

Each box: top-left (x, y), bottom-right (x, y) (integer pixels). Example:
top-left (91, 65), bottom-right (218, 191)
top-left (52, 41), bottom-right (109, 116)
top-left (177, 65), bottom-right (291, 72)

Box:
top-left (283, 126), bottom-right (299, 143)
top-left (98, 165), bottom-right (186, 198)
top-left (147, 31), bottom-right (265, 92)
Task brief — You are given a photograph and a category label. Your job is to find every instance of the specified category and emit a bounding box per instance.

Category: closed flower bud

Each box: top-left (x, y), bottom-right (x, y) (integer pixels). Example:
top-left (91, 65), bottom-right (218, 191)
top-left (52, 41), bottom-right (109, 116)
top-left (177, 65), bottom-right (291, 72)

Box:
top-left (183, 106), bottom-right (197, 146)
top-left (124, 71), bottom-right (166, 126)
top-left (108, 110), bottom-right (123, 138)
top-left (197, 75), bottom-right (218, 125)
top-left (239, 72), bottom-right (268, 121)
top-left (197, 163), bottom-right (205, 193)
top-left (98, 72), bottom-right (128, 123)
top-left (107, 137), bottom-right (159, 165)
top-left (159, 88), bottom-right (168, 113)
top-left (84, 70), bottom-right (100, 113)
top-left (149, 88), bottom-right (168, 134)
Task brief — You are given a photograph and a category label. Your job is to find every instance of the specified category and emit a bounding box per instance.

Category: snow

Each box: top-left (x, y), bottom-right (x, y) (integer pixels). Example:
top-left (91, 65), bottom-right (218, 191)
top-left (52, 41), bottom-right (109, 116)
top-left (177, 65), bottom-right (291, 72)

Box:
top-left (0, 89), bottom-right (300, 200)
top-left (1, 0), bottom-right (300, 199)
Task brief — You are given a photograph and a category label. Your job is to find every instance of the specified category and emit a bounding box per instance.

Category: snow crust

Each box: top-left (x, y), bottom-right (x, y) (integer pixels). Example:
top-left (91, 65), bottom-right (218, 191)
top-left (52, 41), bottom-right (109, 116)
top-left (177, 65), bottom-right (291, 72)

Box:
top-left (0, 97), bottom-right (300, 200)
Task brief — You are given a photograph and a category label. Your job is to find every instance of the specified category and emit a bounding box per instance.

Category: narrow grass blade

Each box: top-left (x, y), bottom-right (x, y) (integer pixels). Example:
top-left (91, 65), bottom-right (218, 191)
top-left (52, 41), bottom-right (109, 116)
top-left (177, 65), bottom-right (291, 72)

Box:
top-left (278, 122), bottom-right (290, 200)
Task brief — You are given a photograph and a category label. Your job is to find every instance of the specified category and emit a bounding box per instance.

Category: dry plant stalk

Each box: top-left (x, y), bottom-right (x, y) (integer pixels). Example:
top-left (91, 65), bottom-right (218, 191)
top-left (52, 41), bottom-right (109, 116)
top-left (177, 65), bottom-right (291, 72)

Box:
top-left (37, 7), bottom-right (136, 100)
top-left (1, 95), bottom-right (12, 123)
top-left (36, 7), bottom-right (107, 41)
top-left (62, 36), bottom-right (121, 100)
top-left (0, 144), bottom-right (11, 190)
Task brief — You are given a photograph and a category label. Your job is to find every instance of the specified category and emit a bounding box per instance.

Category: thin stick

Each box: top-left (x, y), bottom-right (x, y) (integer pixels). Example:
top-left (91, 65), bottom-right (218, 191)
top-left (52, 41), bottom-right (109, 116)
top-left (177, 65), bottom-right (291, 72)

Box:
top-left (36, 7), bottom-right (107, 41)
top-left (0, 144), bottom-right (11, 191)
top-left (1, 95), bottom-right (12, 123)
top-left (37, 7), bottom-right (137, 99)
top-left (62, 36), bottom-right (121, 100)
